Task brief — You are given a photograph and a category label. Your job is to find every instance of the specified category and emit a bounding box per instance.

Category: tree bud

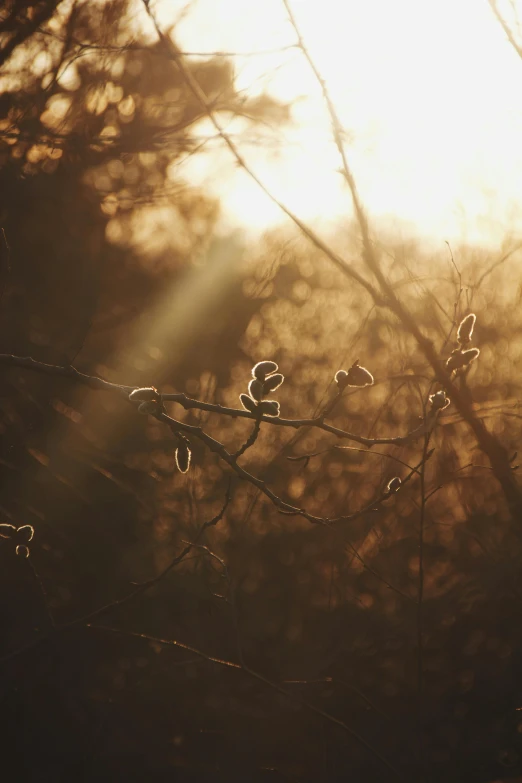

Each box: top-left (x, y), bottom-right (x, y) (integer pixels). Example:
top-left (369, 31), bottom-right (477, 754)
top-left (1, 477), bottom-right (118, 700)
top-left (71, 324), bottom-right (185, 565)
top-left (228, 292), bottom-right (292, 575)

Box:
top-left (252, 360), bottom-right (278, 380)
top-left (346, 362), bottom-right (374, 387)
top-left (258, 400), bottom-right (280, 417)
top-left (240, 393), bottom-right (258, 413)
top-left (248, 378), bottom-right (264, 402)
top-left (335, 369), bottom-right (349, 390)
top-left (138, 401), bottom-right (160, 415)
top-left (262, 373), bottom-right (284, 394)
top-left (429, 390), bottom-right (450, 410)
top-left (16, 525), bottom-right (34, 543)
top-left (175, 442), bottom-right (191, 474)
top-left (386, 477), bottom-right (402, 493)
top-left (457, 313), bottom-right (476, 345)
top-left (446, 347), bottom-right (480, 371)
top-left (129, 387), bottom-right (159, 402)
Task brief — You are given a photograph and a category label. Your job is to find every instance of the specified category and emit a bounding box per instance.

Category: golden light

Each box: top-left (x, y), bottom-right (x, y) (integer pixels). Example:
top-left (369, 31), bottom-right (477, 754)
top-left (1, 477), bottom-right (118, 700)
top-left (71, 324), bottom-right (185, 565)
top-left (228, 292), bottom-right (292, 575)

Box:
top-left (159, 0), bottom-right (522, 245)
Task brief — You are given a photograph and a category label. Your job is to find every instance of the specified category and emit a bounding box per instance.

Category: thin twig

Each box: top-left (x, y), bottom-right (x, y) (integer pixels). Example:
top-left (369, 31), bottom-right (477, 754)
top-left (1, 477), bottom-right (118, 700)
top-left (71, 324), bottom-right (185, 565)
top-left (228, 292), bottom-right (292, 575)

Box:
top-left (233, 416), bottom-right (262, 460)
top-left (0, 352), bottom-right (435, 448)
top-left (70, 482), bottom-right (232, 626)
top-left (489, 0), bottom-right (522, 60)
top-left (84, 624), bottom-right (403, 779)
top-left (283, 676), bottom-right (390, 721)
top-left (140, 0), bottom-right (381, 303)
top-left (285, 0), bottom-right (522, 514)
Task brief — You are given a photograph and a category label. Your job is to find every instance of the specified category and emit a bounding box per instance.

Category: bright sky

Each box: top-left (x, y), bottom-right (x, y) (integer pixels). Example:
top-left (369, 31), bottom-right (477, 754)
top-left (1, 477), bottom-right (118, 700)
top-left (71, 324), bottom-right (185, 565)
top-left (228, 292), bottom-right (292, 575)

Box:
top-left (156, 0), bottom-right (522, 246)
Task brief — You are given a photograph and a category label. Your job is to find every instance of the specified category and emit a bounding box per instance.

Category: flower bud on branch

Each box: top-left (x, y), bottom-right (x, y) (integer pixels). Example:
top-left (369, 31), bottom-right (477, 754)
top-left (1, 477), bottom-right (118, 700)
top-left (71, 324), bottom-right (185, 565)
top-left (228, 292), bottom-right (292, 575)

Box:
top-left (242, 361), bottom-right (284, 417)
top-left (386, 476), bottom-right (402, 493)
top-left (257, 400), bottom-right (280, 417)
top-left (248, 378), bottom-right (264, 402)
top-left (262, 373), bottom-right (284, 394)
top-left (129, 386), bottom-right (160, 402)
top-left (0, 523), bottom-right (35, 556)
top-left (457, 313), bottom-right (476, 346)
top-left (240, 393), bottom-right (258, 413)
top-left (429, 390), bottom-right (450, 411)
top-left (446, 347), bottom-right (480, 372)
top-left (175, 441), bottom-right (191, 474)
top-left (335, 361), bottom-right (374, 390)
top-left (138, 401), bottom-right (161, 415)
top-left (252, 360), bottom-right (278, 381)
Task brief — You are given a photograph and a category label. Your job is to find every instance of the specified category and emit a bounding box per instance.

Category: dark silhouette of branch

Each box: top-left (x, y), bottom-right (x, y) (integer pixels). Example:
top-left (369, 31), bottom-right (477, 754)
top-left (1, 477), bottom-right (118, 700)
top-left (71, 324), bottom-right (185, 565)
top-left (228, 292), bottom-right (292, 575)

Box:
top-left (140, 0), bottom-right (382, 304)
top-left (0, 0), bottom-right (59, 67)
top-left (283, 675), bottom-right (390, 721)
top-left (345, 540), bottom-right (416, 603)
top-left (281, 0), bottom-right (522, 518)
top-left (0, 353), bottom-right (435, 448)
top-left (232, 415), bottom-right (262, 460)
top-left (0, 352), bottom-right (441, 524)
top-left (0, 487), bottom-right (231, 662)
top-left (85, 623), bottom-right (406, 779)
top-left (289, 443), bottom-right (425, 476)
top-left (70, 482), bottom-right (233, 626)
top-left (36, 26), bottom-right (299, 57)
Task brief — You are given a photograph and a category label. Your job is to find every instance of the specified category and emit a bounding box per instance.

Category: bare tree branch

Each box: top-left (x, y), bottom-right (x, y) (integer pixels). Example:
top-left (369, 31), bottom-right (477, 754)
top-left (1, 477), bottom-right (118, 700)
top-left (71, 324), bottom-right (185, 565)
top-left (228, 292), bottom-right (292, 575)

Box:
top-left (140, 0), bottom-right (381, 304)
top-left (489, 0), bottom-right (522, 60)
top-left (85, 623), bottom-right (406, 779)
top-left (281, 0), bottom-right (522, 516)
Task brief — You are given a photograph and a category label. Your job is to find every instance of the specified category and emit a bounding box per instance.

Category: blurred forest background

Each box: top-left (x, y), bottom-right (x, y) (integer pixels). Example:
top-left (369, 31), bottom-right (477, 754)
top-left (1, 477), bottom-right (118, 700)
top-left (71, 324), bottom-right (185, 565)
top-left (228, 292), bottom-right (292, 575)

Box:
top-left (1, 1), bottom-right (522, 782)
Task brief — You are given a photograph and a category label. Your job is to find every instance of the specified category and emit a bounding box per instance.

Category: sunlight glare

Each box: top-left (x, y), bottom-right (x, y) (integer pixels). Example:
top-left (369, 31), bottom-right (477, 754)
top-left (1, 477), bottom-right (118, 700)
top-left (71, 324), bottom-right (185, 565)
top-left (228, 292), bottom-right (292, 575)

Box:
top-left (161, 0), bottom-right (522, 244)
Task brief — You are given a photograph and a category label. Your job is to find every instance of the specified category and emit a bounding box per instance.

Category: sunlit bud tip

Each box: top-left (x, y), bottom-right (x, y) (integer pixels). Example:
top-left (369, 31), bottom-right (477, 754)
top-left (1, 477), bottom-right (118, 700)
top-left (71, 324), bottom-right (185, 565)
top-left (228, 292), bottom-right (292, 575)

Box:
top-left (258, 399), bottom-right (280, 417)
top-left (252, 360), bottom-right (278, 380)
top-left (262, 373), bottom-right (284, 394)
top-left (175, 444), bottom-right (191, 474)
top-left (386, 477), bottom-right (402, 493)
top-left (129, 387), bottom-right (159, 402)
top-left (346, 363), bottom-right (374, 387)
top-left (457, 313), bottom-right (476, 345)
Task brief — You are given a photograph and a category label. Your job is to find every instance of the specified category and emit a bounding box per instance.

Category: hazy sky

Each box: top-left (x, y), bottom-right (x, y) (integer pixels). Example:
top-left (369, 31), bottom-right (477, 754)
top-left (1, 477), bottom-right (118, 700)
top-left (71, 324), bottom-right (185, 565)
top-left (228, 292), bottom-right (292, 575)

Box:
top-left (154, 0), bottom-right (522, 246)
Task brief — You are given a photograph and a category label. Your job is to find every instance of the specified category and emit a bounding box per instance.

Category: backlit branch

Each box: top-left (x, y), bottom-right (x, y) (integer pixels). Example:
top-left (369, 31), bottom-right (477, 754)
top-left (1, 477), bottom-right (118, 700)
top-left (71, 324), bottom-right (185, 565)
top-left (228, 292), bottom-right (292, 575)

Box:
top-left (137, 0), bottom-right (521, 516)
top-left (281, 0), bottom-right (522, 516)
top-left (0, 352), bottom-right (432, 447)
top-left (0, 352), bottom-right (441, 525)
top-left (85, 623), bottom-right (406, 779)
top-left (140, 0), bottom-right (382, 304)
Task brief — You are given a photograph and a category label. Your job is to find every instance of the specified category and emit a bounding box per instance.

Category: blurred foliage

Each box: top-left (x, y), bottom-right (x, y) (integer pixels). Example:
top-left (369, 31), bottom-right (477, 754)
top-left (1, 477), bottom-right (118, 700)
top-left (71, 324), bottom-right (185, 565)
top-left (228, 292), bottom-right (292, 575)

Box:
top-left (1, 2), bottom-right (522, 782)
